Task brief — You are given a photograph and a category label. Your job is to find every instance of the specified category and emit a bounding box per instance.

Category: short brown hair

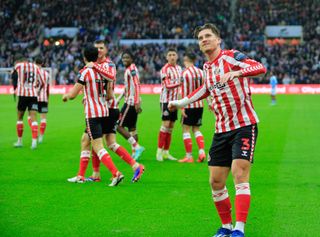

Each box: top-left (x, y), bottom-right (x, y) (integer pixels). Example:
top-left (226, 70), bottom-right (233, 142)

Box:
top-left (94, 40), bottom-right (106, 46)
top-left (193, 23), bottom-right (221, 38)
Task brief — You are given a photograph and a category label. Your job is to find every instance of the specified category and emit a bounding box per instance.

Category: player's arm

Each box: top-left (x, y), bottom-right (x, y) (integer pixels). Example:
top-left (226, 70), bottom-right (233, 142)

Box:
top-left (132, 70), bottom-right (141, 111)
top-left (163, 77), bottom-right (181, 89)
top-left (220, 51), bottom-right (267, 84)
top-left (63, 70), bottom-right (85, 102)
top-left (168, 83), bottom-right (210, 111)
top-left (11, 69), bottom-right (18, 101)
top-left (86, 62), bottom-right (116, 82)
top-left (62, 83), bottom-right (83, 101)
top-left (116, 88), bottom-right (125, 104)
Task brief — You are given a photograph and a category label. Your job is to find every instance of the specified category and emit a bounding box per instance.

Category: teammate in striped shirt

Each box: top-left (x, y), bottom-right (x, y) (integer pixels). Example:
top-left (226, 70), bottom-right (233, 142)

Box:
top-left (156, 48), bottom-right (182, 162)
top-left (63, 45), bottom-right (124, 187)
top-left (13, 56), bottom-right (44, 149)
top-left (66, 41), bottom-right (144, 184)
top-left (117, 50), bottom-right (145, 160)
top-left (178, 52), bottom-right (206, 163)
top-left (35, 58), bottom-right (50, 143)
top-left (169, 24), bottom-right (266, 237)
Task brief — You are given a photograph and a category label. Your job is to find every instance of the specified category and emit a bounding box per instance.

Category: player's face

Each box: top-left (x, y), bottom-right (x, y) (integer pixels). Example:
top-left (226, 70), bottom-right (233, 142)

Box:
top-left (166, 52), bottom-right (178, 65)
top-left (122, 54), bottom-right (132, 67)
top-left (94, 43), bottom-right (107, 59)
top-left (198, 29), bottom-right (221, 53)
top-left (183, 56), bottom-right (191, 67)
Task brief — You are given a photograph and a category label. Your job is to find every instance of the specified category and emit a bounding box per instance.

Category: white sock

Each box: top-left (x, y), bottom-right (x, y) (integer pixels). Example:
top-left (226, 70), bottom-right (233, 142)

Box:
top-left (157, 148), bottom-right (163, 155)
top-left (18, 137), bottom-right (22, 143)
top-left (163, 150), bottom-right (169, 155)
top-left (222, 223), bottom-right (233, 230)
top-left (234, 221), bottom-right (245, 233)
top-left (199, 149), bottom-right (205, 155)
top-left (32, 139), bottom-right (37, 145)
top-left (186, 153), bottom-right (192, 158)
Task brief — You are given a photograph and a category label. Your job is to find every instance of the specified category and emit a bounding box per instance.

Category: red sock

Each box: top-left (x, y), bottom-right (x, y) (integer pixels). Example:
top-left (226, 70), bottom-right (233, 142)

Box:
top-left (16, 121), bottom-right (24, 138)
top-left (158, 126), bottom-right (167, 149)
top-left (27, 117), bottom-right (32, 128)
top-left (98, 149), bottom-right (118, 177)
top-left (195, 131), bottom-right (205, 149)
top-left (109, 143), bottom-right (135, 166)
top-left (31, 122), bottom-right (38, 139)
top-left (183, 133), bottom-right (192, 154)
top-left (235, 183), bottom-right (251, 223)
top-left (91, 150), bottom-right (100, 172)
top-left (212, 187), bottom-right (232, 224)
top-left (163, 129), bottom-right (172, 150)
top-left (78, 150), bottom-right (90, 177)
top-left (40, 119), bottom-right (46, 135)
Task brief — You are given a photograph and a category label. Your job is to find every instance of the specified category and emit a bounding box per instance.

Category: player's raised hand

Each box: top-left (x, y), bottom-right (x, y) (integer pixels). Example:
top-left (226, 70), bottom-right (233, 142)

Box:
top-left (220, 71), bottom-right (241, 84)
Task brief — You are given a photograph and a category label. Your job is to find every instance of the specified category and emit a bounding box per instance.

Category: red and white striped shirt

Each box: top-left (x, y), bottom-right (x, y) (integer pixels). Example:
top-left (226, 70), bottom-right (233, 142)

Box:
top-left (38, 68), bottom-right (50, 102)
top-left (181, 65), bottom-right (204, 109)
top-left (77, 67), bottom-right (108, 118)
top-left (93, 57), bottom-right (118, 110)
top-left (187, 49), bottom-right (266, 133)
top-left (160, 63), bottom-right (182, 103)
top-left (15, 62), bottom-right (43, 97)
top-left (124, 63), bottom-right (140, 105)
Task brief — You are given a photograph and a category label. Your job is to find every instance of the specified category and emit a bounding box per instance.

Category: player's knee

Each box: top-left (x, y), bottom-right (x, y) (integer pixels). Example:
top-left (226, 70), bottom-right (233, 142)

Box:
top-left (81, 134), bottom-right (90, 148)
top-left (232, 167), bottom-right (249, 183)
top-left (108, 143), bottom-right (120, 152)
top-left (209, 177), bottom-right (225, 190)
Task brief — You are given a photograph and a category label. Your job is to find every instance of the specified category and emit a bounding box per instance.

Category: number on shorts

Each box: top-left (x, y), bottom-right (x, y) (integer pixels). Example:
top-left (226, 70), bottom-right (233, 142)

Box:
top-left (241, 138), bottom-right (250, 150)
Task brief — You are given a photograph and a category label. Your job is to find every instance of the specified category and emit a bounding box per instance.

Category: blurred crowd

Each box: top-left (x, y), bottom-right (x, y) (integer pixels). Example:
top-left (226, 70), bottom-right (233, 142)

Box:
top-left (0, 0), bottom-right (319, 85)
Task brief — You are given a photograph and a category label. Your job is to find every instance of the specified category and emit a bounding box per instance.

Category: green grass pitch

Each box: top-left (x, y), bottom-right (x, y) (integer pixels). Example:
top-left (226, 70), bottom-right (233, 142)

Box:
top-left (0, 94), bottom-right (320, 237)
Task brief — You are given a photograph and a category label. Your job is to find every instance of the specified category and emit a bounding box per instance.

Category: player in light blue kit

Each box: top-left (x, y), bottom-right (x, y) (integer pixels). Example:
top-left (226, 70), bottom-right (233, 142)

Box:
top-left (270, 72), bottom-right (278, 105)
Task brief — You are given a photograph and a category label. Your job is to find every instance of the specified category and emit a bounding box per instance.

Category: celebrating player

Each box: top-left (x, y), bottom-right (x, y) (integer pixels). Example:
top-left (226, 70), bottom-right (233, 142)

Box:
top-left (63, 45), bottom-right (125, 187)
top-left (179, 52), bottom-right (206, 163)
top-left (13, 56), bottom-right (44, 149)
top-left (156, 48), bottom-right (182, 161)
top-left (67, 41), bottom-right (144, 184)
top-left (169, 23), bottom-right (266, 237)
top-left (117, 50), bottom-right (145, 160)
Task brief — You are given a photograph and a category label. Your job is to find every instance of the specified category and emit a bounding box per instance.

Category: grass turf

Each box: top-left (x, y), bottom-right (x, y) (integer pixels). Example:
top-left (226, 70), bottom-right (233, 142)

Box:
top-left (0, 94), bottom-right (319, 237)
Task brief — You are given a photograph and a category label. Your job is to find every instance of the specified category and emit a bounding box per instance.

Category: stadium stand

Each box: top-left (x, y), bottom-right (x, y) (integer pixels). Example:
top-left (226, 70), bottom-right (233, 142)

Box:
top-left (0, 0), bottom-right (319, 84)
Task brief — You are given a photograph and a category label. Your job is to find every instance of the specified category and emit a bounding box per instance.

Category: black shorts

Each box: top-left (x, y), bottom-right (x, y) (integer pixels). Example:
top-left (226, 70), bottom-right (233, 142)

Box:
top-left (208, 124), bottom-right (258, 167)
top-left (38, 102), bottom-right (48, 113)
top-left (119, 103), bottom-right (138, 129)
top-left (17, 96), bottom-right (38, 112)
top-left (182, 108), bottom-right (203, 126)
top-left (84, 109), bottom-right (119, 134)
top-left (85, 117), bottom-right (109, 140)
top-left (161, 103), bottom-right (177, 122)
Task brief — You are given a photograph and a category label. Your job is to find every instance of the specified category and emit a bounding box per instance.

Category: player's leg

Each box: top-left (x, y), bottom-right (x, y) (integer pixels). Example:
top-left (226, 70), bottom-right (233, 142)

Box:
top-left (230, 124), bottom-right (258, 236)
top-left (67, 132), bottom-right (91, 183)
top-left (15, 110), bottom-right (25, 147)
top-left (210, 166), bottom-right (233, 236)
top-left (156, 120), bottom-right (169, 161)
top-left (162, 120), bottom-right (177, 160)
top-left (105, 134), bottom-right (144, 182)
top-left (193, 126), bottom-right (206, 162)
top-left (88, 117), bottom-right (123, 186)
top-left (14, 96), bottom-right (27, 147)
top-left (209, 132), bottom-right (234, 237)
top-left (129, 127), bottom-right (145, 160)
top-left (179, 124), bottom-right (193, 163)
top-left (29, 111), bottom-right (38, 149)
top-left (118, 104), bottom-right (143, 157)
top-left (38, 102), bottom-right (48, 143)
top-left (27, 97), bottom-right (39, 149)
